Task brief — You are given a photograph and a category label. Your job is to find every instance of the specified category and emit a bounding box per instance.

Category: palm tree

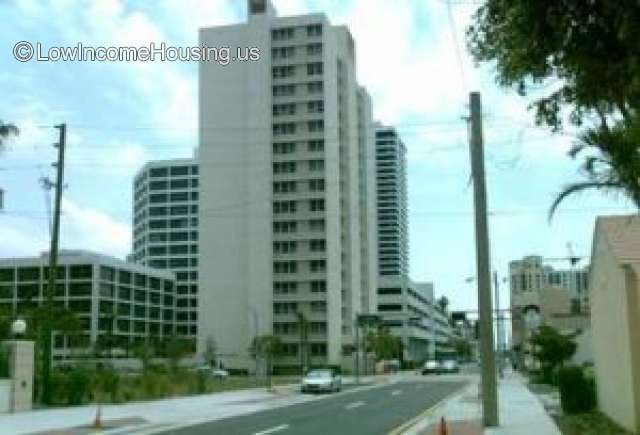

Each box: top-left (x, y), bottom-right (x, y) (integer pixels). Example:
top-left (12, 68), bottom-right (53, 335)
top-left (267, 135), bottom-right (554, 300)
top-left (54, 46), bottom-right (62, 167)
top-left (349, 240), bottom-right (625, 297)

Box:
top-left (549, 119), bottom-right (640, 219)
top-left (0, 121), bottom-right (19, 146)
top-left (250, 334), bottom-right (284, 389)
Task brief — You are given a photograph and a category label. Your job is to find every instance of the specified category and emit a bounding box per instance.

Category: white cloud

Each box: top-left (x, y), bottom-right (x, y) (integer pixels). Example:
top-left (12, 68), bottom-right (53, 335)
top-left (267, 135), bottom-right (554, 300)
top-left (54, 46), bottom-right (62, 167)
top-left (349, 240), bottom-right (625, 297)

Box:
top-left (60, 197), bottom-right (131, 258)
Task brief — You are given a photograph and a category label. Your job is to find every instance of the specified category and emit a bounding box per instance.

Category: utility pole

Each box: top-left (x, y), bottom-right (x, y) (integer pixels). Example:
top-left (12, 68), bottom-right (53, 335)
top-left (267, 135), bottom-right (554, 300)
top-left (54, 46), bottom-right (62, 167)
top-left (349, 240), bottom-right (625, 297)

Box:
top-left (354, 316), bottom-right (360, 385)
top-left (469, 93), bottom-right (499, 427)
top-left (493, 271), bottom-right (503, 379)
top-left (42, 123), bottom-right (66, 405)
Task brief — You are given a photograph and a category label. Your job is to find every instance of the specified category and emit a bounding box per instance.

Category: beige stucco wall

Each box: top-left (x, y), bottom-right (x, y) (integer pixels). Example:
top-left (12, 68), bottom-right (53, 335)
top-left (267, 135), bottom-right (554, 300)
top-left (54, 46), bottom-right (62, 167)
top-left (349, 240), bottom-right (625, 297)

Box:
top-left (591, 230), bottom-right (639, 432)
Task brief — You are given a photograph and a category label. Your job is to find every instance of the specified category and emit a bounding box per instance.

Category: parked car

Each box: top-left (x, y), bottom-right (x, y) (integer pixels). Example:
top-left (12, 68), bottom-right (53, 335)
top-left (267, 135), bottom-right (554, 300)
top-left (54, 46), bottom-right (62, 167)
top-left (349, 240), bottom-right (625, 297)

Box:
top-left (421, 360), bottom-right (441, 375)
top-left (440, 359), bottom-right (460, 374)
top-left (211, 369), bottom-right (230, 379)
top-left (301, 369), bottom-right (342, 393)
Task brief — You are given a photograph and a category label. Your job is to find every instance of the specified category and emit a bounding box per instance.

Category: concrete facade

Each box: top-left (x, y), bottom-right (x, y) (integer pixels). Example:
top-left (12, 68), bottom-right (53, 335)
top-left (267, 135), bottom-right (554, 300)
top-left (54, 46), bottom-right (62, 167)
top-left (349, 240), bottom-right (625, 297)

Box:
top-left (510, 255), bottom-right (590, 348)
top-left (0, 250), bottom-right (177, 359)
top-left (198, 0), bottom-right (377, 371)
top-left (590, 215), bottom-right (640, 433)
top-left (377, 279), bottom-right (454, 363)
top-left (132, 157), bottom-right (199, 340)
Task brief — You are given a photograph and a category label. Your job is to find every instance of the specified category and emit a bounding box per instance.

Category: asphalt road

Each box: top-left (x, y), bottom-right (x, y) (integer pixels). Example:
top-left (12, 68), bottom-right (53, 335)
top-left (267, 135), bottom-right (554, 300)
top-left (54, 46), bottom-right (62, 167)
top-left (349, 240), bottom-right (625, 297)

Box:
top-left (155, 378), bottom-right (466, 435)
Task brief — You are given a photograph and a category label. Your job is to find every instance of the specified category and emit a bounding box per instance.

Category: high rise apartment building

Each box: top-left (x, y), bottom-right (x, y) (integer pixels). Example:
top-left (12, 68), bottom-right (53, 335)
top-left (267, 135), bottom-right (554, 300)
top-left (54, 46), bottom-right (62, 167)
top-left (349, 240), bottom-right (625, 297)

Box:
top-left (374, 124), bottom-right (409, 277)
top-left (198, 0), bottom-right (377, 371)
top-left (132, 157), bottom-right (199, 343)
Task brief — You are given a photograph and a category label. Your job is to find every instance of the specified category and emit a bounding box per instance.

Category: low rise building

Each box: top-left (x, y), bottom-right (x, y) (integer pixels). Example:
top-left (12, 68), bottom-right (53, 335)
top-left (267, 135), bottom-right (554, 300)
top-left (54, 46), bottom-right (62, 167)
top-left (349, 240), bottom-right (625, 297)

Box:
top-left (0, 250), bottom-right (177, 361)
top-left (590, 215), bottom-right (640, 433)
top-left (377, 279), bottom-right (454, 363)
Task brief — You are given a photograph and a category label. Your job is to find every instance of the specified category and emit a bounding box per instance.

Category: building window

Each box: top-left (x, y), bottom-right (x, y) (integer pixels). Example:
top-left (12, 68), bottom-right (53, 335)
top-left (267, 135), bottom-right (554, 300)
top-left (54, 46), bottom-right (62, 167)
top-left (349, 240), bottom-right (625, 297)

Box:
top-left (274, 302), bottom-right (298, 314)
top-left (273, 84), bottom-right (296, 96)
top-left (310, 301), bottom-right (326, 313)
top-left (170, 166), bottom-right (189, 176)
top-left (273, 201), bottom-right (297, 214)
top-left (272, 27), bottom-right (295, 41)
top-left (273, 221), bottom-right (297, 233)
top-left (274, 282), bottom-right (298, 294)
top-left (309, 239), bottom-right (326, 252)
top-left (308, 120), bottom-right (324, 132)
top-left (310, 280), bottom-right (326, 293)
top-left (274, 241), bottom-right (297, 254)
top-left (308, 140), bottom-right (324, 152)
top-left (273, 123), bottom-right (297, 136)
top-left (307, 62), bottom-right (323, 75)
top-left (274, 261), bottom-right (297, 274)
top-left (307, 101), bottom-right (324, 113)
top-left (149, 167), bottom-right (168, 177)
top-left (273, 142), bottom-right (296, 154)
top-left (272, 66), bottom-right (296, 79)
top-left (273, 161), bottom-right (296, 174)
top-left (308, 179), bottom-right (324, 192)
top-left (272, 46), bottom-right (296, 59)
top-left (273, 181), bottom-right (297, 193)
top-left (306, 24), bottom-right (323, 37)
top-left (273, 103), bottom-right (296, 116)
top-left (308, 219), bottom-right (325, 231)
top-left (310, 260), bottom-right (326, 272)
top-left (307, 81), bottom-right (323, 94)
top-left (308, 160), bottom-right (324, 171)
top-left (309, 199), bottom-right (325, 212)
top-left (306, 43), bottom-right (322, 55)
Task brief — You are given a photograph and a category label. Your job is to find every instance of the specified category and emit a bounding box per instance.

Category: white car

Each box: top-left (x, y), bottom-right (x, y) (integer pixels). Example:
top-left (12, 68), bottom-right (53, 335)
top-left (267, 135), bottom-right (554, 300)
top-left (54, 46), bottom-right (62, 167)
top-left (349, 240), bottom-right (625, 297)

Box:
top-left (211, 369), bottom-right (229, 379)
top-left (301, 369), bottom-right (342, 393)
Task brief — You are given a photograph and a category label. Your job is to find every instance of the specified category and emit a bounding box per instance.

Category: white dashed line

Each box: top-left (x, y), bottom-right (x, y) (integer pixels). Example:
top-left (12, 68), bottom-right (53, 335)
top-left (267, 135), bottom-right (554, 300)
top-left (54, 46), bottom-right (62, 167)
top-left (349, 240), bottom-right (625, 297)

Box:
top-left (345, 401), bottom-right (365, 410)
top-left (254, 423), bottom-right (290, 435)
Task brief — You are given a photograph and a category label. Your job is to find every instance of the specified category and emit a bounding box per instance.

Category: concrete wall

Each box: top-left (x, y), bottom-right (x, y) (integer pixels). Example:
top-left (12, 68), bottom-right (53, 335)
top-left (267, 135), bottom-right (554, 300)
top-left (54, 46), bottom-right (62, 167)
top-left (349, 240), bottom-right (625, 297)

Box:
top-left (591, 230), bottom-right (639, 432)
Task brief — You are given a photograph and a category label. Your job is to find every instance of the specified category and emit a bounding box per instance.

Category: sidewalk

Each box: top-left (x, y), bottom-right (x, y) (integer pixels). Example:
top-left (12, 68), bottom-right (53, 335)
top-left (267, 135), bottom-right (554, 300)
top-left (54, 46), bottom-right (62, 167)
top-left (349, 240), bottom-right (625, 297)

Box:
top-left (405, 371), bottom-right (562, 435)
top-left (1, 374), bottom-right (388, 434)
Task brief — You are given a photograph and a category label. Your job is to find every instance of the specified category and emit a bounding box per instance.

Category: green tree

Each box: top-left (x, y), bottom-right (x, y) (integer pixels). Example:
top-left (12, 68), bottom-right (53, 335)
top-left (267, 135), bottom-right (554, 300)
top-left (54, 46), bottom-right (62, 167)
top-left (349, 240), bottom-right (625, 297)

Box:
top-left (467, 1), bottom-right (640, 216)
top-left (530, 325), bottom-right (577, 384)
top-left (250, 335), bottom-right (283, 389)
top-left (449, 337), bottom-right (473, 362)
top-left (367, 328), bottom-right (402, 361)
top-left (164, 336), bottom-right (191, 372)
top-left (132, 342), bottom-right (154, 372)
top-left (203, 336), bottom-right (217, 367)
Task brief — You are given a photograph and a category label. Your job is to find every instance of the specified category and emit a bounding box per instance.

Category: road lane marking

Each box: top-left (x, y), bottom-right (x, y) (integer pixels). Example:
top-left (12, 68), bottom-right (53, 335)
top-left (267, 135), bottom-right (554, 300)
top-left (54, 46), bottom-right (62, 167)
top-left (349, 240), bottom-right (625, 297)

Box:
top-left (387, 383), bottom-right (470, 435)
top-left (391, 390), bottom-right (402, 396)
top-left (254, 423), bottom-right (290, 435)
top-left (345, 401), bottom-right (365, 410)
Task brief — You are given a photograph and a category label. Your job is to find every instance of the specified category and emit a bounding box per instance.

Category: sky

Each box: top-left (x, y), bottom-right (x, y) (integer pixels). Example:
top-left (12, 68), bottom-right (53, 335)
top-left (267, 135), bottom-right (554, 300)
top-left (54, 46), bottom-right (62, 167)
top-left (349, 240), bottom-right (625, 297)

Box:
top-left (0, 0), bottom-right (635, 315)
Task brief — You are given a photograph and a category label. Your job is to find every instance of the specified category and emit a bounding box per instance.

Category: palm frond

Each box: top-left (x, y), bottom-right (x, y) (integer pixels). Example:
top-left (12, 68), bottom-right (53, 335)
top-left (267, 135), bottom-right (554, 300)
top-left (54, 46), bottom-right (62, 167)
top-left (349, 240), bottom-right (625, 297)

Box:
top-left (548, 181), bottom-right (622, 222)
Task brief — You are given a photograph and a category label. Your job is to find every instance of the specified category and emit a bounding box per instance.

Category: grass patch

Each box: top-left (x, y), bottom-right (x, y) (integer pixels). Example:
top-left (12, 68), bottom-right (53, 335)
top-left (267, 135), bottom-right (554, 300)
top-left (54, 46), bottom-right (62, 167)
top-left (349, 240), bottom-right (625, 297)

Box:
top-left (554, 412), bottom-right (632, 435)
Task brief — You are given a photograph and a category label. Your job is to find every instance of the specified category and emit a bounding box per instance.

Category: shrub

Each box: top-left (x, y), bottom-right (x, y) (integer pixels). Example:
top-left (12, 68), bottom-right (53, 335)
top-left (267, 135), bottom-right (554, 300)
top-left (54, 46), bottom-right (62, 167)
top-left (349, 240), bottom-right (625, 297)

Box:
top-left (66, 367), bottom-right (91, 405)
top-left (558, 366), bottom-right (596, 414)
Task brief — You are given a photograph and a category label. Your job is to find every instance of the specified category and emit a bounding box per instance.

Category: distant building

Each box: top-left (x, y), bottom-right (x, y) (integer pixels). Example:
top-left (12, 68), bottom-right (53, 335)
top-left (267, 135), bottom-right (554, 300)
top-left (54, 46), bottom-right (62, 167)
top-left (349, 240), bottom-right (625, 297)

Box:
top-left (510, 255), bottom-right (590, 349)
top-left (131, 157), bottom-right (199, 343)
top-left (377, 279), bottom-right (454, 362)
top-left (375, 124), bottom-right (408, 278)
top-left (590, 215), bottom-right (640, 433)
top-left (0, 250), bottom-right (177, 360)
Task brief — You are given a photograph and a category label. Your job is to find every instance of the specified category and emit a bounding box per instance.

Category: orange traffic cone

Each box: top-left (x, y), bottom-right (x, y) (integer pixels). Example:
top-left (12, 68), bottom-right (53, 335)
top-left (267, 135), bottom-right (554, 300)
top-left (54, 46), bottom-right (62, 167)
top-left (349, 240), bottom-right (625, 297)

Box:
top-left (93, 404), bottom-right (103, 429)
top-left (438, 416), bottom-right (448, 435)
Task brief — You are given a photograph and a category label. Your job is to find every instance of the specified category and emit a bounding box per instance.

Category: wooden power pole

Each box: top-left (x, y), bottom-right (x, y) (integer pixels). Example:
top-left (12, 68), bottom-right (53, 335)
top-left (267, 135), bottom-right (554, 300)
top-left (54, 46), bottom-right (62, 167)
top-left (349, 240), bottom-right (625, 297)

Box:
top-left (469, 93), bottom-right (499, 427)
